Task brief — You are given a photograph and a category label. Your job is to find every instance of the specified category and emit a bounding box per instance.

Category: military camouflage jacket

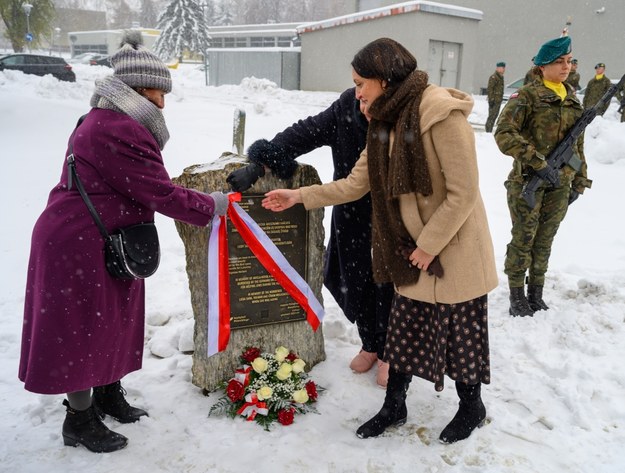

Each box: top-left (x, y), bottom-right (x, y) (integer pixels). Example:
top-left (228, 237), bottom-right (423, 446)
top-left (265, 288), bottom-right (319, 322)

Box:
top-left (565, 71), bottom-right (581, 91)
top-left (494, 80), bottom-right (591, 194)
top-left (582, 75), bottom-right (611, 112)
top-left (487, 71), bottom-right (504, 103)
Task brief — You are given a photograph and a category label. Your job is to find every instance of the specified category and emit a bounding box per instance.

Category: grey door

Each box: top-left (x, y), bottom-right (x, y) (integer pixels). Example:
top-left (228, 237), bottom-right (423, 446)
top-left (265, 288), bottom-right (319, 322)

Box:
top-left (427, 40), bottom-right (461, 88)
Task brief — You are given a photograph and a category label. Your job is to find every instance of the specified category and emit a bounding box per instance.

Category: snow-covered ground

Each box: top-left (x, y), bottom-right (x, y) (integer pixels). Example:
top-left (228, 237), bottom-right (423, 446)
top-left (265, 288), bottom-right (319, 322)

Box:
top-left (1, 62), bottom-right (624, 473)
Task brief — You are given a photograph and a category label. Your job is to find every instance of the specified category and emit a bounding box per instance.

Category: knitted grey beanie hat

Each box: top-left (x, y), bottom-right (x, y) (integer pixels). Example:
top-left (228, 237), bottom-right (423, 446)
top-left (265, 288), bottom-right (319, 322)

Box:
top-left (110, 30), bottom-right (172, 93)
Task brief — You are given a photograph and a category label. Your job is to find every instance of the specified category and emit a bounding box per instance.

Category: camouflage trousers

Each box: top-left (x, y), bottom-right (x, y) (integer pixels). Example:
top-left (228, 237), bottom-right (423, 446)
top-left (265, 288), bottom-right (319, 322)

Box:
top-left (504, 180), bottom-right (570, 287)
top-left (485, 100), bottom-right (501, 133)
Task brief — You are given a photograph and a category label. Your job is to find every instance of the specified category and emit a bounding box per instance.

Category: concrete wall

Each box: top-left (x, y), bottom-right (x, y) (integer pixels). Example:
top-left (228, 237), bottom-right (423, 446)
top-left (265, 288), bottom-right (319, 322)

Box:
top-left (298, 9), bottom-right (480, 93)
top-left (206, 49), bottom-right (301, 90)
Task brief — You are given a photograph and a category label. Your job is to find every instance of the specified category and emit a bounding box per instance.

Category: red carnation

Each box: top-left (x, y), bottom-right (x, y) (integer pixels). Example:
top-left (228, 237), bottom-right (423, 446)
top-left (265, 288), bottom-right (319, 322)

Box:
top-left (305, 380), bottom-right (318, 401)
top-left (277, 408), bottom-right (295, 426)
top-left (226, 379), bottom-right (245, 402)
top-left (242, 347), bottom-right (261, 363)
top-left (286, 351), bottom-right (298, 362)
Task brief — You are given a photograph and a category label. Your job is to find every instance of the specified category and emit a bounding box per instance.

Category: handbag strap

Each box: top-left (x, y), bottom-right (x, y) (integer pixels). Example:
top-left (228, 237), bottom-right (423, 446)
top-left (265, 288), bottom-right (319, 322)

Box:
top-left (66, 115), bottom-right (111, 241)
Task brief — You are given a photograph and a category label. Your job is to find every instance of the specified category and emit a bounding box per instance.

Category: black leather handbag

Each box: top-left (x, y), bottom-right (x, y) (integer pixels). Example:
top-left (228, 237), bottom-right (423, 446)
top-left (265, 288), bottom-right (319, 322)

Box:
top-left (66, 118), bottom-right (160, 280)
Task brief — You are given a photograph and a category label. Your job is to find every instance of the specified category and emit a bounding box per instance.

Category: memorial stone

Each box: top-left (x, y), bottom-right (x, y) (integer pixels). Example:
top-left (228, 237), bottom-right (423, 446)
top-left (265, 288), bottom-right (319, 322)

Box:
top-left (173, 153), bottom-right (326, 392)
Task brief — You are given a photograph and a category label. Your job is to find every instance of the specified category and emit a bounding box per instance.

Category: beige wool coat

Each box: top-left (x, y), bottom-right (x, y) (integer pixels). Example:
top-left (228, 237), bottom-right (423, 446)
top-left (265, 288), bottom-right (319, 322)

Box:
top-left (300, 84), bottom-right (498, 305)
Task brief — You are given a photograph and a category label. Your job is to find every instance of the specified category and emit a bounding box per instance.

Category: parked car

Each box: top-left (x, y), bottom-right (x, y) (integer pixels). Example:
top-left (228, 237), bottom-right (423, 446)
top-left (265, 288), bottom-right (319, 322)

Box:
top-left (0, 53), bottom-right (75, 82)
top-left (70, 52), bottom-right (107, 64)
top-left (502, 77), bottom-right (525, 102)
top-left (89, 55), bottom-right (111, 67)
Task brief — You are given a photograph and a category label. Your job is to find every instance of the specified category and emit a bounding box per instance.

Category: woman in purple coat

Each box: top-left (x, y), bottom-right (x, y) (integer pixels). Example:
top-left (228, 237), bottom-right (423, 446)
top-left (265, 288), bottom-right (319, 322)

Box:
top-left (18, 32), bottom-right (229, 453)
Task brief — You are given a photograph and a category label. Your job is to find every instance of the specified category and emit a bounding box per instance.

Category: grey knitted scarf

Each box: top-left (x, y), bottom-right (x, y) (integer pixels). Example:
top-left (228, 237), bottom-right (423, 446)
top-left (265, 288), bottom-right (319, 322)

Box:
top-left (90, 75), bottom-right (170, 149)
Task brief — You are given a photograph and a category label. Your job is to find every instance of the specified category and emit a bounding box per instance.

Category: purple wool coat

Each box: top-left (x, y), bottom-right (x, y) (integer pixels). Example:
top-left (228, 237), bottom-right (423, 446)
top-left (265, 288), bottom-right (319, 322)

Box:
top-left (19, 108), bottom-right (217, 394)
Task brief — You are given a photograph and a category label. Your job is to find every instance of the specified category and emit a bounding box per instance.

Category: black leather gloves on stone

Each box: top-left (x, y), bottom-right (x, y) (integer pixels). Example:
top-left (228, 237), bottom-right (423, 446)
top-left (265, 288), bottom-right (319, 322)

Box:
top-left (226, 162), bottom-right (265, 192)
top-left (209, 191), bottom-right (229, 216)
top-left (535, 164), bottom-right (560, 187)
top-left (568, 189), bottom-right (580, 205)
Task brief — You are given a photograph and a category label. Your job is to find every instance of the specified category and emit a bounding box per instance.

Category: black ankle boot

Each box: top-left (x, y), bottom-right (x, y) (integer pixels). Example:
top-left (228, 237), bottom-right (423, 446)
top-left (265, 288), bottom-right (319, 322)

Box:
top-left (509, 286), bottom-right (534, 317)
top-left (62, 400), bottom-right (128, 453)
top-left (527, 284), bottom-right (549, 311)
top-left (356, 369), bottom-right (412, 439)
top-left (93, 381), bottom-right (148, 424)
top-left (439, 381), bottom-right (486, 444)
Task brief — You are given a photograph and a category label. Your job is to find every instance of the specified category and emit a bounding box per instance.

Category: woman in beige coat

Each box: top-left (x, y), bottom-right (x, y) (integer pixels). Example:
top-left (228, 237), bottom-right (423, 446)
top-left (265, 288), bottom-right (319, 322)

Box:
top-left (263, 38), bottom-right (497, 443)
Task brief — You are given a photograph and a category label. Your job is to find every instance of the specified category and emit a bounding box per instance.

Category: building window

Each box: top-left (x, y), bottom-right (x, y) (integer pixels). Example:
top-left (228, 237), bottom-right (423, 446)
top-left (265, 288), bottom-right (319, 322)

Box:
top-left (250, 37), bottom-right (263, 47)
top-left (235, 37), bottom-right (247, 47)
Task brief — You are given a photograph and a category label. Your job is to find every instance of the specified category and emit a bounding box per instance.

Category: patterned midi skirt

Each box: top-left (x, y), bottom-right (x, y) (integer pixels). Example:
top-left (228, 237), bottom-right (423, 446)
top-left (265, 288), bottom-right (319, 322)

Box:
top-left (383, 293), bottom-right (491, 391)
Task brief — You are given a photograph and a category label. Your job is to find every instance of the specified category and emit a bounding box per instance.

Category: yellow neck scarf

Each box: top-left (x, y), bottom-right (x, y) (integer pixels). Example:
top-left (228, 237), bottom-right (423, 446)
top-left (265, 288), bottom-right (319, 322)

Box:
top-left (595, 73), bottom-right (605, 80)
top-left (543, 79), bottom-right (567, 100)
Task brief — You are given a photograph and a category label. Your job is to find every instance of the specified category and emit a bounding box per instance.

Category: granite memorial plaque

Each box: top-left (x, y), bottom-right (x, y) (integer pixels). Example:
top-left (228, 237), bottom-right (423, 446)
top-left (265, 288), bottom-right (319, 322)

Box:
top-left (228, 194), bottom-right (308, 329)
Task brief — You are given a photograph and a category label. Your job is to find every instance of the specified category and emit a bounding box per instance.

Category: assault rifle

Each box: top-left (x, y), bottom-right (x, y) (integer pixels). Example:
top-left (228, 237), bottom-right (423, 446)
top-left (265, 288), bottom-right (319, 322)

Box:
top-left (618, 94), bottom-right (625, 114)
top-left (521, 73), bottom-right (625, 208)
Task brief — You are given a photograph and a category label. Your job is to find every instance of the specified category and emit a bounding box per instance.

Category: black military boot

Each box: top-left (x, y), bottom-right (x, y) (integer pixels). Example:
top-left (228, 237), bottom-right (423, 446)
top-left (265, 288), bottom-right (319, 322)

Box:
top-left (356, 369), bottom-right (412, 439)
top-left (62, 400), bottom-right (128, 453)
top-left (93, 381), bottom-right (148, 424)
top-left (527, 284), bottom-right (549, 312)
top-left (509, 286), bottom-right (534, 317)
top-left (439, 381), bottom-right (486, 444)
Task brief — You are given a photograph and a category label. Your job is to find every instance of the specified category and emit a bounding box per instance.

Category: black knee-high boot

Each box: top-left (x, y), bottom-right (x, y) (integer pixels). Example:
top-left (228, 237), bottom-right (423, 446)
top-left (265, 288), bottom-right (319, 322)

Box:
top-left (356, 368), bottom-right (412, 439)
top-left (62, 400), bottom-right (128, 453)
top-left (439, 381), bottom-right (486, 444)
top-left (93, 381), bottom-right (148, 424)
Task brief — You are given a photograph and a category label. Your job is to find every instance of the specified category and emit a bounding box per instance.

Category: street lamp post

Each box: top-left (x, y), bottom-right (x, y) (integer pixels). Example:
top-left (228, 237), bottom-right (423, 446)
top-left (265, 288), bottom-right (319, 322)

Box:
top-left (22, 2), bottom-right (33, 52)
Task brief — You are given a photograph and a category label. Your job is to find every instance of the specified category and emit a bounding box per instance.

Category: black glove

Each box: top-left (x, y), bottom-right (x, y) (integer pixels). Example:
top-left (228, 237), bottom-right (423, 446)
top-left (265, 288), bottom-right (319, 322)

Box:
top-left (568, 189), bottom-right (580, 205)
top-left (226, 162), bottom-right (265, 192)
top-left (535, 164), bottom-right (560, 187)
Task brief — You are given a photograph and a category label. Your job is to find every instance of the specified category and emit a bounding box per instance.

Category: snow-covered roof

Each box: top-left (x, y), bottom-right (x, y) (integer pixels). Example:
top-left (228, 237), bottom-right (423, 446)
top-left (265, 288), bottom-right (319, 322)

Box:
top-left (296, 1), bottom-right (483, 34)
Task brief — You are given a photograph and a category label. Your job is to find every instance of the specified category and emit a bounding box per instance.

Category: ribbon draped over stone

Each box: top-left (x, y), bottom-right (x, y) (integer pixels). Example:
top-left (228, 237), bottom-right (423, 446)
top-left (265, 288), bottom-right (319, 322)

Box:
top-left (207, 192), bottom-right (324, 356)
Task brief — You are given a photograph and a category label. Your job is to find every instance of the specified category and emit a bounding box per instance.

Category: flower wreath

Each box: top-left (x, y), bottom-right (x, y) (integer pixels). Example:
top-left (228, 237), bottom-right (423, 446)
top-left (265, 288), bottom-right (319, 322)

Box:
top-left (209, 346), bottom-right (323, 429)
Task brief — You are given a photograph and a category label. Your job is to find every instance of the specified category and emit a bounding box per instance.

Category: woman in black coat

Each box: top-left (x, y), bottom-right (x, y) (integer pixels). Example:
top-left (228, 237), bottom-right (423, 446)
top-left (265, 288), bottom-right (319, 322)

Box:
top-left (227, 88), bottom-right (394, 387)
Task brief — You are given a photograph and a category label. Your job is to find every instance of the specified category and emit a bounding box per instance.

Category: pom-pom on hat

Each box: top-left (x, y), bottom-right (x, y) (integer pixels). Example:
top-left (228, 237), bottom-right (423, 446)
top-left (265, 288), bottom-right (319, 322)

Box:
top-left (496, 61), bottom-right (506, 67)
top-left (109, 30), bottom-right (172, 93)
top-left (533, 36), bottom-right (572, 66)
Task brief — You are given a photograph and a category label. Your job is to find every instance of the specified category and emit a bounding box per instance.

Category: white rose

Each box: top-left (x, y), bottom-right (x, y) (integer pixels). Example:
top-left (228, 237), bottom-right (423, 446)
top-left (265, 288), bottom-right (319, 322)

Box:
top-left (275, 346), bottom-right (290, 363)
top-left (292, 359), bottom-right (306, 374)
top-left (257, 386), bottom-right (273, 401)
top-left (251, 357), bottom-right (268, 373)
top-left (276, 363), bottom-right (293, 380)
top-left (292, 389), bottom-right (309, 404)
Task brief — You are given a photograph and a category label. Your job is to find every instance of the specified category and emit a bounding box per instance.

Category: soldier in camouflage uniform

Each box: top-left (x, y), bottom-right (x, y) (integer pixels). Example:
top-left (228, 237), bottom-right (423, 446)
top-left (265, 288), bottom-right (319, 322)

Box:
top-left (565, 58), bottom-right (581, 91)
top-left (582, 63), bottom-right (611, 115)
top-left (495, 36), bottom-right (592, 317)
top-left (616, 84), bottom-right (625, 123)
top-left (485, 61), bottom-right (505, 132)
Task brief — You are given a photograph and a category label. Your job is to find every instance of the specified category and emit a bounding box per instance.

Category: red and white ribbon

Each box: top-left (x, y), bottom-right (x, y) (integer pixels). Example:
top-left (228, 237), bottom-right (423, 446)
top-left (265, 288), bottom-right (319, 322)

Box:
top-left (236, 392), bottom-right (269, 421)
top-left (234, 365), bottom-right (252, 387)
top-left (207, 192), bottom-right (324, 356)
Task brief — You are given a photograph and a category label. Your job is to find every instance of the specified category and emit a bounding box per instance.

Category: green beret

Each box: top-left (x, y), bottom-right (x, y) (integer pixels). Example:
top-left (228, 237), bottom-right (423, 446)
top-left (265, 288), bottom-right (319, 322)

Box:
top-left (533, 36), bottom-right (572, 66)
top-left (572, 58), bottom-right (578, 64)
top-left (595, 62), bottom-right (605, 69)
top-left (496, 61), bottom-right (506, 67)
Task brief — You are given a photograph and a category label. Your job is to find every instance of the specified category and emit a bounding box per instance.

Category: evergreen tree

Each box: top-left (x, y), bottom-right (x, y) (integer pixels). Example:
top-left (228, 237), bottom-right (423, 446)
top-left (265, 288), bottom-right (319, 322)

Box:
top-left (153, 0), bottom-right (211, 61)
top-left (0, 0), bottom-right (56, 52)
top-left (108, 0), bottom-right (135, 29)
top-left (214, 0), bottom-right (234, 26)
top-left (140, 0), bottom-right (158, 28)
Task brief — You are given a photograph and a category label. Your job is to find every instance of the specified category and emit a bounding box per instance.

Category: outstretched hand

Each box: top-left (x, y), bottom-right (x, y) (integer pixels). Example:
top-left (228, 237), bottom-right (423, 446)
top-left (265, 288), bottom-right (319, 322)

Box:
top-left (262, 189), bottom-right (302, 212)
